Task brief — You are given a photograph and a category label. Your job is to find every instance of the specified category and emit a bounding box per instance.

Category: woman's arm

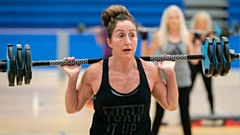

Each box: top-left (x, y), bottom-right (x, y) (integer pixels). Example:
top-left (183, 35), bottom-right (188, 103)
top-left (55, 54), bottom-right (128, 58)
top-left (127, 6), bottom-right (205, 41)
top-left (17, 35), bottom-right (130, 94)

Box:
top-left (187, 33), bottom-right (201, 65)
top-left (61, 57), bottom-right (94, 114)
top-left (65, 68), bottom-right (94, 113)
top-left (149, 61), bottom-right (178, 111)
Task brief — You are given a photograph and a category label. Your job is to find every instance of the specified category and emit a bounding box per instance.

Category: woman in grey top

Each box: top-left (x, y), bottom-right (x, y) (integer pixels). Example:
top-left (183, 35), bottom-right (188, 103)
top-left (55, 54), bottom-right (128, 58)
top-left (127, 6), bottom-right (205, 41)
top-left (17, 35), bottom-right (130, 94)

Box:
top-left (140, 5), bottom-right (198, 135)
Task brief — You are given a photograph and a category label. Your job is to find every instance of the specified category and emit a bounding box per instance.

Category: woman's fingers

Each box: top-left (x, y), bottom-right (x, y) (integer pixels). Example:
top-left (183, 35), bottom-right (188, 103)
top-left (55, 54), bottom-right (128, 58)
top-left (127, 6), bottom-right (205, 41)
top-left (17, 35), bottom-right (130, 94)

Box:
top-left (157, 54), bottom-right (176, 70)
top-left (63, 57), bottom-right (75, 61)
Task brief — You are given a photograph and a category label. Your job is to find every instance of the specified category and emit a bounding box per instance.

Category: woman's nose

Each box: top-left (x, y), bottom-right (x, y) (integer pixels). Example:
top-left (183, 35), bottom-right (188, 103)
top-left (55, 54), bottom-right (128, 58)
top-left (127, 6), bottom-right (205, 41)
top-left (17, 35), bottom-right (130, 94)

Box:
top-left (125, 35), bottom-right (131, 44)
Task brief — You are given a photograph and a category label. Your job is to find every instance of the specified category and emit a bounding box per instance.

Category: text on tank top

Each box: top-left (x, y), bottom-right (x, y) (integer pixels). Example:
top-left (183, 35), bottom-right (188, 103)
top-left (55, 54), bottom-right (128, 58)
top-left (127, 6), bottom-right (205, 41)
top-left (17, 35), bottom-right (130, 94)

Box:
top-left (90, 57), bottom-right (152, 135)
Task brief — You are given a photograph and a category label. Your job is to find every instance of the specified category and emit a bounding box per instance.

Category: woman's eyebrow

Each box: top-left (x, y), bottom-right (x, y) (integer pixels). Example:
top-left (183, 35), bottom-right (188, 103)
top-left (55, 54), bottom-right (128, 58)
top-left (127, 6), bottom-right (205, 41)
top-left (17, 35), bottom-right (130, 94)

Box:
top-left (115, 29), bottom-right (136, 33)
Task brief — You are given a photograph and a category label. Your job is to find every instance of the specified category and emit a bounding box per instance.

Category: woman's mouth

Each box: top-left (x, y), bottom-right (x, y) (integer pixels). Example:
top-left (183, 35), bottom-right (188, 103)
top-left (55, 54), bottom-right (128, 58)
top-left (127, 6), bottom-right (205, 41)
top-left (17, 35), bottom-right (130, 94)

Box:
top-left (123, 49), bottom-right (131, 52)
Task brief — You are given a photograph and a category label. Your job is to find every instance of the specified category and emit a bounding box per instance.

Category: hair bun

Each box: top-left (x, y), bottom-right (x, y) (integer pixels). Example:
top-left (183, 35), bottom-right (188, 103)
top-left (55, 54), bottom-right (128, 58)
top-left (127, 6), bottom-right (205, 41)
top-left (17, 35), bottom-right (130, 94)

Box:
top-left (101, 5), bottom-right (133, 28)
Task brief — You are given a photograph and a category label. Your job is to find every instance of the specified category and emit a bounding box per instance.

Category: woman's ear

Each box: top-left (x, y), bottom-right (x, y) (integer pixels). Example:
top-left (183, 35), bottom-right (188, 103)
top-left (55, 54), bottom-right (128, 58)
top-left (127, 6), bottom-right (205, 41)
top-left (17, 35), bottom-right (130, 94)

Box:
top-left (107, 38), bottom-right (112, 48)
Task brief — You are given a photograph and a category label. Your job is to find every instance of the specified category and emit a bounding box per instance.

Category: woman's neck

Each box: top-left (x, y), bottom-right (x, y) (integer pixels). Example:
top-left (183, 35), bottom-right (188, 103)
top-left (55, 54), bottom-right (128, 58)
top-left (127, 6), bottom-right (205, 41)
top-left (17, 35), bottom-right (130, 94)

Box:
top-left (109, 56), bottom-right (137, 72)
top-left (168, 29), bottom-right (181, 43)
top-left (168, 28), bottom-right (179, 36)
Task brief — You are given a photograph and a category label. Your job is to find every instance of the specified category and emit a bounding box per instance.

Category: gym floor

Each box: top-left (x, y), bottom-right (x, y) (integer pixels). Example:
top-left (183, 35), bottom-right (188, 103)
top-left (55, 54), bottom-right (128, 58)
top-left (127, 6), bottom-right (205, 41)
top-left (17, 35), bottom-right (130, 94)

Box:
top-left (0, 68), bottom-right (239, 135)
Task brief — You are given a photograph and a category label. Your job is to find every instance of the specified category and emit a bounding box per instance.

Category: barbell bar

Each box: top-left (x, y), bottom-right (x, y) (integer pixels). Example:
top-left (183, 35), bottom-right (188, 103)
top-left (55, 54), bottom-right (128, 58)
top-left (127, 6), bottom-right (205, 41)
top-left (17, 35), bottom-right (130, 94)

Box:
top-left (0, 37), bottom-right (239, 86)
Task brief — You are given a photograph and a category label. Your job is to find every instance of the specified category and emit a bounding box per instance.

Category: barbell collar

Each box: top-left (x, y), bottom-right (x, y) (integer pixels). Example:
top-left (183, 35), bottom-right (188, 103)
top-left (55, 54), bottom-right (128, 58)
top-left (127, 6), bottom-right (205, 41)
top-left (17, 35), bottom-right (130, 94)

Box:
top-left (231, 53), bottom-right (240, 61)
top-left (0, 60), bottom-right (6, 72)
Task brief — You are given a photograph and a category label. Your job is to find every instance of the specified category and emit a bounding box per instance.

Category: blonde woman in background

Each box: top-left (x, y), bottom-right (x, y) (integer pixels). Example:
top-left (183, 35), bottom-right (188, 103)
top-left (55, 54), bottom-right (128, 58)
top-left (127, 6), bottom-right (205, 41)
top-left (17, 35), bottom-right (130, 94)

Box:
top-left (140, 5), bottom-right (198, 135)
top-left (189, 11), bottom-right (215, 115)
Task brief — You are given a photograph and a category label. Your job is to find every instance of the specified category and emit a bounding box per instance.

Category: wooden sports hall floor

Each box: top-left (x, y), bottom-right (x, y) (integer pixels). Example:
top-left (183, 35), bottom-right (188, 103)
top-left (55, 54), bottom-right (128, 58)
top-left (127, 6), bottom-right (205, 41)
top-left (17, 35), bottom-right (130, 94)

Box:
top-left (0, 68), bottom-right (239, 135)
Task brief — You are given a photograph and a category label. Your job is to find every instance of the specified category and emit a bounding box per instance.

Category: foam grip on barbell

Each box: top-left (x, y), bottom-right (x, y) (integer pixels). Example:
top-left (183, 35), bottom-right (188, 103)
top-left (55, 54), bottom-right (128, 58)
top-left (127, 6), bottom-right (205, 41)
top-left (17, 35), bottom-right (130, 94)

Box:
top-left (212, 37), bottom-right (223, 77)
top-left (15, 44), bottom-right (24, 85)
top-left (220, 37), bottom-right (231, 76)
top-left (201, 37), bottom-right (215, 77)
top-left (7, 44), bottom-right (15, 86)
top-left (23, 44), bottom-right (32, 85)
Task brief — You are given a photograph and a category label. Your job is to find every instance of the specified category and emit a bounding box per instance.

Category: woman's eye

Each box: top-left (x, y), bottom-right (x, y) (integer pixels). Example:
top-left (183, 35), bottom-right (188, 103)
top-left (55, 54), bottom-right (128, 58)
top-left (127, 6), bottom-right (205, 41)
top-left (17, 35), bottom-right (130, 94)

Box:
top-left (119, 34), bottom-right (124, 37)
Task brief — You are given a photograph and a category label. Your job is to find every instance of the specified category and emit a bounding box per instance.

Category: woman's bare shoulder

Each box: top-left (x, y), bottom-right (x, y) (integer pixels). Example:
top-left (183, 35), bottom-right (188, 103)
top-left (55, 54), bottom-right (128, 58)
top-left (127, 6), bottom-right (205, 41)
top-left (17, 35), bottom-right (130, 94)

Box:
top-left (139, 58), bottom-right (160, 90)
top-left (84, 60), bottom-right (103, 78)
top-left (140, 59), bottom-right (158, 74)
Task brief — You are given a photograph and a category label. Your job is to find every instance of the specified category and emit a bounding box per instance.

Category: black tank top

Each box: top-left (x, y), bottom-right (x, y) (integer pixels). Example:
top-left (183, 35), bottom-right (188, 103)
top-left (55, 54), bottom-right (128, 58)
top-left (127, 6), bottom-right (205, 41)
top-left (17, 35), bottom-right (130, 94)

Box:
top-left (90, 57), bottom-right (152, 135)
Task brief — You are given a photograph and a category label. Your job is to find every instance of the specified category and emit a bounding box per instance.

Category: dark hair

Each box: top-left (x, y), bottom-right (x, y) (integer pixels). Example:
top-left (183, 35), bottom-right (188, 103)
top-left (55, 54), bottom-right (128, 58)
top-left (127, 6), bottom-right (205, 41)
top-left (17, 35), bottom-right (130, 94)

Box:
top-left (101, 5), bottom-right (136, 38)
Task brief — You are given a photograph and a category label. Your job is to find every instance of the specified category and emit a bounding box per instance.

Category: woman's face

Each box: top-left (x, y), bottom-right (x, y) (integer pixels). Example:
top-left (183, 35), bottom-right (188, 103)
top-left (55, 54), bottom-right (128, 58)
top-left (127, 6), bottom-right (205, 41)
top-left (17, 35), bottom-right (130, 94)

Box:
top-left (107, 20), bottom-right (137, 58)
top-left (167, 10), bottom-right (180, 31)
top-left (195, 17), bottom-right (207, 31)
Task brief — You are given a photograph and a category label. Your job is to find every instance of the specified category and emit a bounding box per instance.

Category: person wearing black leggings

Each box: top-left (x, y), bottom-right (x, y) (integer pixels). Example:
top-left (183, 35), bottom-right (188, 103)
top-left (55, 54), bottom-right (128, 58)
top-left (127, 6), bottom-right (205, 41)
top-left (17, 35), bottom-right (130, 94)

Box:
top-left (189, 61), bottom-right (214, 114)
top-left (189, 11), bottom-right (216, 114)
top-left (140, 5), bottom-right (199, 135)
top-left (152, 87), bottom-right (192, 135)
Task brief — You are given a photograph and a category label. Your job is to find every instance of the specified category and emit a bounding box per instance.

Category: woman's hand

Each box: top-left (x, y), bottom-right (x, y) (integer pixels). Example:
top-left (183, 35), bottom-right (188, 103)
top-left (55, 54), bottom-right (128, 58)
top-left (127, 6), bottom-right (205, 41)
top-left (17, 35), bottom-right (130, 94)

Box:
top-left (138, 26), bottom-right (148, 40)
top-left (157, 55), bottom-right (176, 76)
top-left (60, 57), bottom-right (81, 78)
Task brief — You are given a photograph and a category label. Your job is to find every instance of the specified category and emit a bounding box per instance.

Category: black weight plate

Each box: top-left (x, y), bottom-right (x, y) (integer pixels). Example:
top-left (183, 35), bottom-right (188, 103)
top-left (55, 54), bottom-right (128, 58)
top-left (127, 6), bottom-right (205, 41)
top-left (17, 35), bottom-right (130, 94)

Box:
top-left (220, 37), bottom-right (231, 76)
top-left (7, 44), bottom-right (15, 86)
top-left (212, 37), bottom-right (223, 77)
top-left (24, 44), bottom-right (32, 85)
top-left (15, 44), bottom-right (24, 85)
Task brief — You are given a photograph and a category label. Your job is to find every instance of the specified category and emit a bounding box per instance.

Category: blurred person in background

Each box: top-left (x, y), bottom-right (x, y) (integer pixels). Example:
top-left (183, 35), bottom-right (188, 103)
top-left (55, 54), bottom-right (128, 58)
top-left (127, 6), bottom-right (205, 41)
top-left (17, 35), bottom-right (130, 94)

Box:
top-left (140, 5), bottom-right (198, 135)
top-left (94, 26), bottom-right (112, 57)
top-left (189, 11), bottom-right (216, 115)
top-left (77, 23), bottom-right (112, 58)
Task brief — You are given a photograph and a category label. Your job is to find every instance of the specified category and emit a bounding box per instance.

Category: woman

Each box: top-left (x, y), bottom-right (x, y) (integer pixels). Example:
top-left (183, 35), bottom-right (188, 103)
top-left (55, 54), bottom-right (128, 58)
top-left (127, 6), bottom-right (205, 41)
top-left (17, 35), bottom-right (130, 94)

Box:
top-left (189, 11), bottom-right (215, 115)
top-left (61, 5), bottom-right (178, 135)
top-left (140, 5), bottom-right (197, 135)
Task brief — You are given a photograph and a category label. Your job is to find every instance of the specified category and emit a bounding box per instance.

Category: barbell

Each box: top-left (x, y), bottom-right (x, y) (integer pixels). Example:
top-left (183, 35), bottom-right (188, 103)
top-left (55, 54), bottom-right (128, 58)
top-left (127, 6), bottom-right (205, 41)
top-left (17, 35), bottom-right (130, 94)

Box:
top-left (0, 37), bottom-right (239, 87)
